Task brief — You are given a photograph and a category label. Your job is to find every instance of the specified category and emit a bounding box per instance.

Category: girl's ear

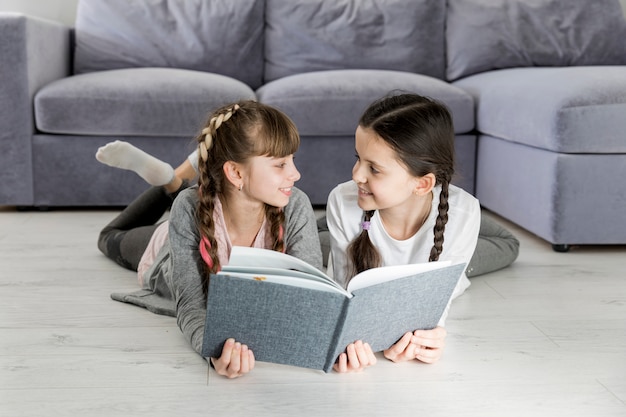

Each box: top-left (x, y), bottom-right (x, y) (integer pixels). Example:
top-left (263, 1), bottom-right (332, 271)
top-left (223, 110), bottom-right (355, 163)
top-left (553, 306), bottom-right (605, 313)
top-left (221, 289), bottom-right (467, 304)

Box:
top-left (414, 173), bottom-right (436, 196)
top-left (222, 161), bottom-right (243, 189)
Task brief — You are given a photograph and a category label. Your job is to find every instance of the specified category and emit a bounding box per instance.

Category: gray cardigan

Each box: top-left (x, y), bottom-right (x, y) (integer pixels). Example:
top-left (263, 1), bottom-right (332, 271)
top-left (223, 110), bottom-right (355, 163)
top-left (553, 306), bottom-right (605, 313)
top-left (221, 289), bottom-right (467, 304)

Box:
top-left (111, 186), bottom-right (323, 356)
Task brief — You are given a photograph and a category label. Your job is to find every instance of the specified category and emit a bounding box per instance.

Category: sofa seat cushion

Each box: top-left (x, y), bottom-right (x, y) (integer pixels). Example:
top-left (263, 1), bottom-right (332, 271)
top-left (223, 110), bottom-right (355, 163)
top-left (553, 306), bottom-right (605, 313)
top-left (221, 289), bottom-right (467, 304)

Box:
top-left (454, 66), bottom-right (626, 153)
top-left (257, 69), bottom-right (474, 136)
top-left (74, 0), bottom-right (264, 88)
top-left (34, 68), bottom-right (256, 137)
top-left (264, 0), bottom-right (446, 82)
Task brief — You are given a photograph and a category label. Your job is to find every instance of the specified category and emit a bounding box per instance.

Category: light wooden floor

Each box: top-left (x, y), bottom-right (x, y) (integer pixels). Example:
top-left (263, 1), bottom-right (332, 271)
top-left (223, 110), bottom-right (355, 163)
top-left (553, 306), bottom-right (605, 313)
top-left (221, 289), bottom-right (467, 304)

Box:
top-left (0, 206), bottom-right (625, 417)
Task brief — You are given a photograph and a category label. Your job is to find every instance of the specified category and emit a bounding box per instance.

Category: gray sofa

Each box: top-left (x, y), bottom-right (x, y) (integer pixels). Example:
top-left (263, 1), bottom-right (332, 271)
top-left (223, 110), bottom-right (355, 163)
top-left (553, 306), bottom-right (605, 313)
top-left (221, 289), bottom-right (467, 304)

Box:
top-left (2, 0), bottom-right (626, 251)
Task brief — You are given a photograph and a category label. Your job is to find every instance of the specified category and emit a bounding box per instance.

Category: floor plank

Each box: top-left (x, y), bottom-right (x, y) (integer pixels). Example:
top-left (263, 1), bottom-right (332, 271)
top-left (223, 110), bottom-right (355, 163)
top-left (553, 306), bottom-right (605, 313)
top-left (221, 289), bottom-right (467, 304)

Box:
top-left (1, 207), bottom-right (625, 416)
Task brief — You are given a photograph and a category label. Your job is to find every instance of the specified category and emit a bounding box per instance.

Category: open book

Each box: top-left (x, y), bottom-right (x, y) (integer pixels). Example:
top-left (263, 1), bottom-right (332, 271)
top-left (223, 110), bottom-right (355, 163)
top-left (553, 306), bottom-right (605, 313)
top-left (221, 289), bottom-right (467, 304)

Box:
top-left (201, 246), bottom-right (465, 372)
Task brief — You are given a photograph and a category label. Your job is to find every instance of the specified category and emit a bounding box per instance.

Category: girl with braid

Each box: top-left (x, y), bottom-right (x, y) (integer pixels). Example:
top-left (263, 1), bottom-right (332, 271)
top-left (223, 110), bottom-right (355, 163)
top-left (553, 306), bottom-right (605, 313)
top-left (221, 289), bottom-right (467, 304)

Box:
top-left (96, 100), bottom-right (323, 378)
top-left (326, 93), bottom-right (482, 372)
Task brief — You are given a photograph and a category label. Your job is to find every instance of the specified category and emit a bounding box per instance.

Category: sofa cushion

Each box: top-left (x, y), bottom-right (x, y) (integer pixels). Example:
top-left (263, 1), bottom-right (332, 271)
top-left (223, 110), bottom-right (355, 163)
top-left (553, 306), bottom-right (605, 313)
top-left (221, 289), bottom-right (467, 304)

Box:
top-left (446, 0), bottom-right (626, 81)
top-left (34, 68), bottom-right (256, 137)
top-left (264, 0), bottom-right (446, 82)
top-left (454, 66), bottom-right (626, 153)
top-left (257, 69), bottom-right (474, 136)
top-left (73, 0), bottom-right (264, 88)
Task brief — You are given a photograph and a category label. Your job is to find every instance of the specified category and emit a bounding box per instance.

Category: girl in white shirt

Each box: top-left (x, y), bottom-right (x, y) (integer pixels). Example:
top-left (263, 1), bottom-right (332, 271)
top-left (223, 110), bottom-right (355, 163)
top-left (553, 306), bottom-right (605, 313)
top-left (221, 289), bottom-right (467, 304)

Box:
top-left (326, 93), bottom-right (481, 372)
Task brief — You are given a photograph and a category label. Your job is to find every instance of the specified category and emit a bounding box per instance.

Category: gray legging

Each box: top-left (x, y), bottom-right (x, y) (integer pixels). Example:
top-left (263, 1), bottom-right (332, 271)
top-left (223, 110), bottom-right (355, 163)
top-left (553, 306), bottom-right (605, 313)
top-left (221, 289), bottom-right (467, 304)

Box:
top-left (464, 215), bottom-right (520, 277)
top-left (97, 182), bottom-right (188, 271)
top-left (316, 214), bottom-right (520, 278)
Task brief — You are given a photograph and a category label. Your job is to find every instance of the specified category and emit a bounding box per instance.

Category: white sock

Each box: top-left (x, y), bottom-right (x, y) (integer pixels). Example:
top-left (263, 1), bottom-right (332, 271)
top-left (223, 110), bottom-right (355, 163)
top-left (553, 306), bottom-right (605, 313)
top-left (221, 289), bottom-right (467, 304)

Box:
top-left (95, 140), bottom-right (175, 186)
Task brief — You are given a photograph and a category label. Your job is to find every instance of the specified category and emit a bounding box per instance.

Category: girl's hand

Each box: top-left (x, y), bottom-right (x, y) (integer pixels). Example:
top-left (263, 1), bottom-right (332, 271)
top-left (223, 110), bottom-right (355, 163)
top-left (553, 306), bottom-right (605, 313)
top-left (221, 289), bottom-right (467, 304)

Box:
top-left (383, 326), bottom-right (447, 364)
top-left (412, 326), bottom-right (447, 363)
top-left (333, 340), bottom-right (377, 373)
top-left (210, 338), bottom-right (255, 378)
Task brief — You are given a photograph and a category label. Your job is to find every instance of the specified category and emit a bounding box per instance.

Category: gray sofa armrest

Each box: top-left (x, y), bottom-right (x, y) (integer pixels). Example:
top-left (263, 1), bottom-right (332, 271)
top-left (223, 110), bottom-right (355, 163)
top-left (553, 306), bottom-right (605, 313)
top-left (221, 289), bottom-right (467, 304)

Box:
top-left (0, 13), bottom-right (70, 205)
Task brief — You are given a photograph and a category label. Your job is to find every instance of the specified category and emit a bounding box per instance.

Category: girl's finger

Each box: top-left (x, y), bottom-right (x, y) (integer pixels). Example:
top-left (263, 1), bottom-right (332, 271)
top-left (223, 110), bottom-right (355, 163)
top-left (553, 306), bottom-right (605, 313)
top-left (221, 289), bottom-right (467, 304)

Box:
top-left (353, 341), bottom-right (370, 368)
top-left (346, 343), bottom-right (361, 370)
top-left (386, 332), bottom-right (413, 360)
top-left (334, 352), bottom-right (348, 373)
top-left (219, 338), bottom-right (236, 367)
top-left (363, 343), bottom-right (377, 365)
top-left (416, 346), bottom-right (442, 364)
top-left (404, 342), bottom-right (417, 360)
top-left (228, 342), bottom-right (242, 373)
top-left (394, 332), bottom-right (413, 352)
top-left (239, 344), bottom-right (250, 373)
top-left (413, 328), bottom-right (446, 349)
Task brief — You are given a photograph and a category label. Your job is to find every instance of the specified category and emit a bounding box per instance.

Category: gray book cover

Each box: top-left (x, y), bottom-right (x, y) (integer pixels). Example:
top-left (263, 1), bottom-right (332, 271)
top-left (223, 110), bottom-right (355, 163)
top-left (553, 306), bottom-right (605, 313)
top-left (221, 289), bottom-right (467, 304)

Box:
top-left (201, 262), bottom-right (465, 372)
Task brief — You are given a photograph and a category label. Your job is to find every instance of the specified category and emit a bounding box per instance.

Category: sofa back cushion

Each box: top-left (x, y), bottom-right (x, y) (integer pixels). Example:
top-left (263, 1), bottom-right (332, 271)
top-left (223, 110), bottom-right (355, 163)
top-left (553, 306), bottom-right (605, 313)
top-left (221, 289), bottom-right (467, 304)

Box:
top-left (264, 0), bottom-right (446, 82)
top-left (446, 0), bottom-right (626, 81)
top-left (73, 0), bottom-right (264, 88)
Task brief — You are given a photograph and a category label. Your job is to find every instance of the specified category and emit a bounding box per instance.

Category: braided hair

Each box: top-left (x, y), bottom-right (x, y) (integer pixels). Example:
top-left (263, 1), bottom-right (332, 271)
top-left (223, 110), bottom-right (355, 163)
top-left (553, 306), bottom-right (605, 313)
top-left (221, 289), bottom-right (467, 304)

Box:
top-left (346, 93), bottom-right (455, 281)
top-left (194, 100), bottom-right (300, 294)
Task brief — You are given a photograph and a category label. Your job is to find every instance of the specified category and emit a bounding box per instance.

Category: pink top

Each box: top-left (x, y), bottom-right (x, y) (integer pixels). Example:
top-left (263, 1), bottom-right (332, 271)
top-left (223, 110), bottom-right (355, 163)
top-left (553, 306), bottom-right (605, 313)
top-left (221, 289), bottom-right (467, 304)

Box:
top-left (137, 196), bottom-right (271, 286)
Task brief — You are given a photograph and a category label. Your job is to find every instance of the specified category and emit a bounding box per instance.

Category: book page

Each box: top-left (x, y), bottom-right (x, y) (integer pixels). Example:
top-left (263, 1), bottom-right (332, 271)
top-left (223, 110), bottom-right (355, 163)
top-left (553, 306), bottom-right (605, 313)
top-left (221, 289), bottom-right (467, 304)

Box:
top-left (215, 271), bottom-right (350, 296)
top-left (224, 247), bottom-right (347, 294)
top-left (227, 246), bottom-right (330, 279)
top-left (346, 261), bottom-right (452, 293)
top-left (220, 265), bottom-right (344, 290)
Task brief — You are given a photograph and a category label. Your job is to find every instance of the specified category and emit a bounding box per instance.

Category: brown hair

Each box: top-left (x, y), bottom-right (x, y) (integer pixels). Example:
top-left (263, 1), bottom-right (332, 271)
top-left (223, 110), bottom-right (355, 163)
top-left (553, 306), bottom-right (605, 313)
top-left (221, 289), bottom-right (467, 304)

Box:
top-left (346, 93), bottom-right (455, 281)
top-left (195, 100), bottom-right (300, 294)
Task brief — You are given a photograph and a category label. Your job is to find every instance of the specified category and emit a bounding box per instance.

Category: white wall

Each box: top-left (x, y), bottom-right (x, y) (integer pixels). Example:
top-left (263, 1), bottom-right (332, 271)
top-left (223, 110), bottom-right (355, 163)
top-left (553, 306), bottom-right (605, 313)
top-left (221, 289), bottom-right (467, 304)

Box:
top-left (1, 0), bottom-right (625, 26)
top-left (0, 0), bottom-right (79, 26)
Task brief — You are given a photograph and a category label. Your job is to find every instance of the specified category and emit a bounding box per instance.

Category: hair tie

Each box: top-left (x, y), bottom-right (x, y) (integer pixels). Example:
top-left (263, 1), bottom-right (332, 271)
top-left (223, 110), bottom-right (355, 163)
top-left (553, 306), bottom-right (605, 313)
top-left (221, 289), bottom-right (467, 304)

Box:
top-left (199, 236), bottom-right (214, 269)
top-left (360, 221), bottom-right (371, 231)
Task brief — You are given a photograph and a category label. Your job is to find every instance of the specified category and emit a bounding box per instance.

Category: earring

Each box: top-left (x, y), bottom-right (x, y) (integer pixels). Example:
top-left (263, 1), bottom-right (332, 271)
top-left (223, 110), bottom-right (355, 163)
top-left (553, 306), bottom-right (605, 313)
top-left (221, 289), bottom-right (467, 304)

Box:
top-left (238, 183), bottom-right (243, 191)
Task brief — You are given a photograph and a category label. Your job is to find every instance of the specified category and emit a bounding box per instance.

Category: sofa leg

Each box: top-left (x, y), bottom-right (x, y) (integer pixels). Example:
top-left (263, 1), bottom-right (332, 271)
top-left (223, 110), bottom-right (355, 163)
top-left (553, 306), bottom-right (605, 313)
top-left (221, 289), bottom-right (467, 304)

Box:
top-left (552, 244), bottom-right (570, 253)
